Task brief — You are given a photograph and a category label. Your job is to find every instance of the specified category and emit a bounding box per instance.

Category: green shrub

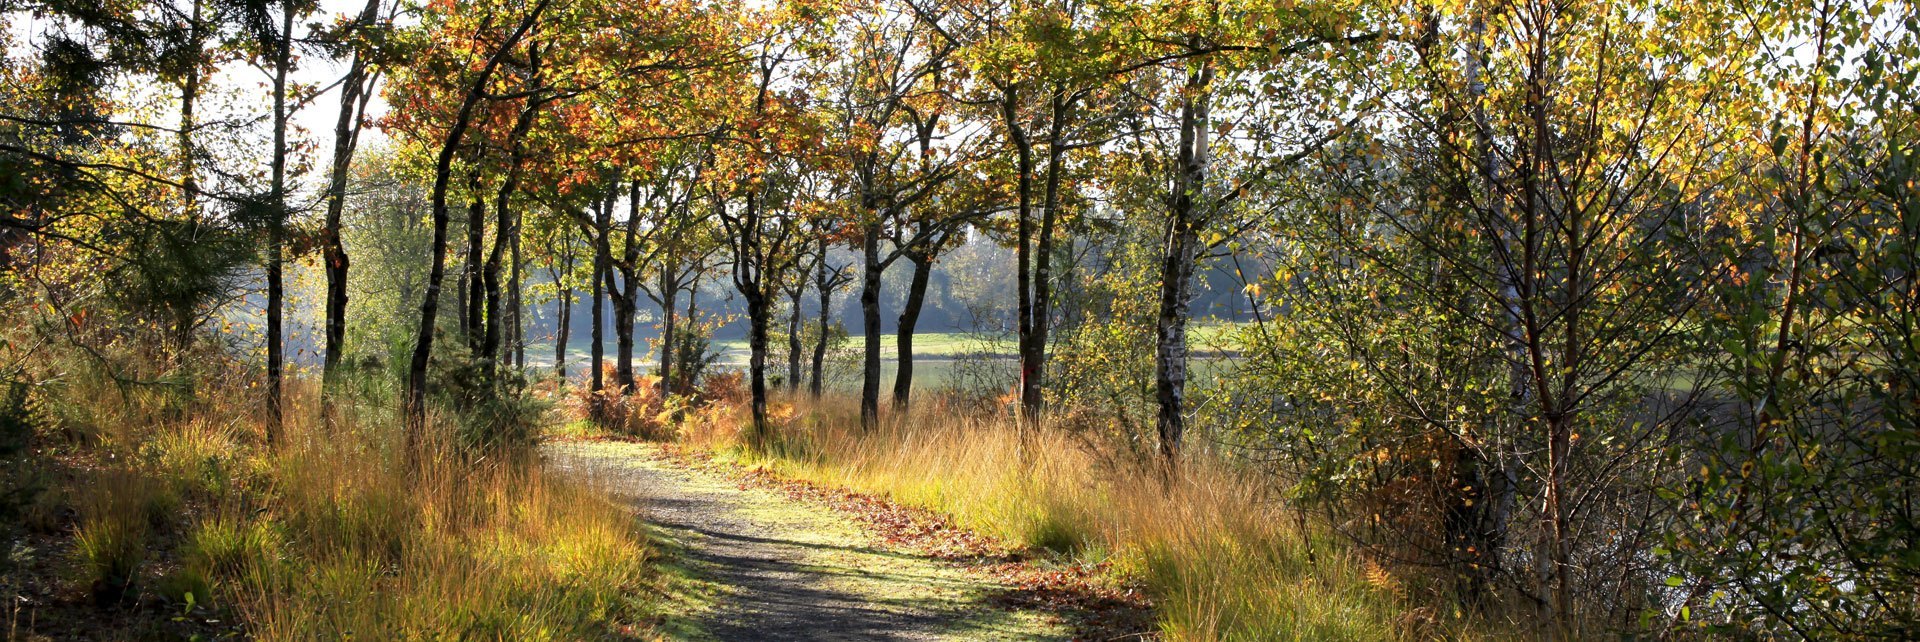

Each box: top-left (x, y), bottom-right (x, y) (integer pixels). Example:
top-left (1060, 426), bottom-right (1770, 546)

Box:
top-left (428, 337), bottom-right (548, 452)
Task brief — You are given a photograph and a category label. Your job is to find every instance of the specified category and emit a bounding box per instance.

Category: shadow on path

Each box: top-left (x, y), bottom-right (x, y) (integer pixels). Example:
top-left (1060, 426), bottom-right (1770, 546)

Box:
top-left (546, 442), bottom-right (1063, 642)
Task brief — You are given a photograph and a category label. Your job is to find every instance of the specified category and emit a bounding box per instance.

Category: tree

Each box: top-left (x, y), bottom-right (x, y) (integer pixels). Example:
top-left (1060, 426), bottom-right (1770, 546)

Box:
top-left (809, 232), bottom-right (855, 397)
top-left (1665, 0), bottom-right (1920, 635)
top-left (1251, 0), bottom-right (1750, 630)
top-left (529, 216), bottom-right (584, 380)
top-left (711, 12), bottom-right (837, 442)
top-left (478, 37), bottom-right (551, 379)
top-left (913, 0), bottom-right (1128, 429)
top-left (823, 0), bottom-right (980, 428)
top-left (889, 116), bottom-right (998, 409)
top-left (512, 0), bottom-right (735, 399)
top-left (391, 0), bottom-right (551, 440)
top-left (640, 219), bottom-right (719, 397)
top-left (611, 148), bottom-right (705, 392)
top-left (320, 0), bottom-right (392, 413)
top-left (1108, 0), bottom-right (1383, 466)
top-left (228, 0), bottom-right (316, 444)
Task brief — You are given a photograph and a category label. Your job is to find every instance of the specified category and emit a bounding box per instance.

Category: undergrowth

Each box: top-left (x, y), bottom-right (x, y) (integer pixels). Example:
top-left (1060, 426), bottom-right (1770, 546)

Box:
top-left (4, 346), bottom-right (659, 640)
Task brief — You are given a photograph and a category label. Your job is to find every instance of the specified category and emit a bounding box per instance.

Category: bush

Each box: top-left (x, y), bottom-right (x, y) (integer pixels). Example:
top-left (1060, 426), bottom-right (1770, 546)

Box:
top-left (660, 317), bottom-right (722, 396)
top-left (699, 370), bottom-right (747, 406)
top-left (563, 365), bottom-right (673, 438)
top-left (139, 388), bottom-right (651, 639)
top-left (427, 335), bottom-right (548, 452)
top-left (189, 514), bottom-right (284, 580)
top-left (75, 512), bottom-right (148, 605)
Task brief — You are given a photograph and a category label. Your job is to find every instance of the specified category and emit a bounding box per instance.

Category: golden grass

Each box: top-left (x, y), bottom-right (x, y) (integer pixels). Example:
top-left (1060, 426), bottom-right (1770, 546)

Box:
top-left (678, 394), bottom-right (1428, 641)
top-left (52, 375), bottom-right (659, 641)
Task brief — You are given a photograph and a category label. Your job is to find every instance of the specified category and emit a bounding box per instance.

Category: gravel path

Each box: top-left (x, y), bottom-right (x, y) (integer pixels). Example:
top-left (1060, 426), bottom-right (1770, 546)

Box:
top-left (545, 441), bottom-right (1065, 642)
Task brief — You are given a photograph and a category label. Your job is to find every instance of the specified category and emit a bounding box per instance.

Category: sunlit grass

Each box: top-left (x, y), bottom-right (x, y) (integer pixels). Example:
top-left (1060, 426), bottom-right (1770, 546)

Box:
top-left (680, 394), bottom-right (1426, 641)
top-left (48, 371), bottom-right (659, 640)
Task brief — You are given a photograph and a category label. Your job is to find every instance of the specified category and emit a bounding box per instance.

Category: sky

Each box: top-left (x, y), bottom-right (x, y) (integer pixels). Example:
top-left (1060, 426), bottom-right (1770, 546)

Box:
top-left (289, 0), bottom-right (397, 149)
top-left (5, 1), bottom-right (401, 191)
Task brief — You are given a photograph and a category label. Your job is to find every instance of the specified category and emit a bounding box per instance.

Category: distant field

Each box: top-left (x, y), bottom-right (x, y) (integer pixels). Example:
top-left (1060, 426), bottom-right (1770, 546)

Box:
top-left (712, 323), bottom-right (1252, 357)
top-left (526, 326), bottom-right (1251, 391)
top-left (714, 332), bottom-right (1015, 359)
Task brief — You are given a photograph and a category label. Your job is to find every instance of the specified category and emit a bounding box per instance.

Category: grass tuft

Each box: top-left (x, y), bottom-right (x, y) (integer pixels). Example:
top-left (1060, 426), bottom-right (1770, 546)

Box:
top-left (73, 512), bottom-right (147, 605)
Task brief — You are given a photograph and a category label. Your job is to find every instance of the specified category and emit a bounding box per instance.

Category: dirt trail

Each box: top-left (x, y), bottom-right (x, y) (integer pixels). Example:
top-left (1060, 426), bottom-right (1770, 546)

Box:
top-left (545, 441), bottom-right (1067, 642)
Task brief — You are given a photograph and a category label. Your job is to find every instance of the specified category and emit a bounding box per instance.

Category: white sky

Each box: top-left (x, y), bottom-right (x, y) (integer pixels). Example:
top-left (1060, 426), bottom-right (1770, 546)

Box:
top-left (5, 1), bottom-right (401, 202)
top-left (289, 0), bottom-right (396, 148)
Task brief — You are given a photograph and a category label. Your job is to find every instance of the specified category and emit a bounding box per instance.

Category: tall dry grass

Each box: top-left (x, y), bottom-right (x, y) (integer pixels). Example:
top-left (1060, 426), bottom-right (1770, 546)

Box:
top-left (679, 394), bottom-right (1430, 641)
top-left (44, 366), bottom-right (657, 640)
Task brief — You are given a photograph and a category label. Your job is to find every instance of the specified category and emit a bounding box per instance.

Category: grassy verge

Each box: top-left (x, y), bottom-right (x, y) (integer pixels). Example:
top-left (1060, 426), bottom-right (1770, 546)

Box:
top-left (4, 364), bottom-right (659, 640)
top-left (676, 395), bottom-right (1435, 641)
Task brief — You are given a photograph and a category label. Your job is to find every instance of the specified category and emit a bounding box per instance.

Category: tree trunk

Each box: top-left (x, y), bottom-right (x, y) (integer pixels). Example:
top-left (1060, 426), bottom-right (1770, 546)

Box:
top-left (1001, 87), bottom-right (1037, 428)
top-left (734, 187), bottom-right (774, 443)
top-left (657, 263), bottom-right (678, 396)
top-left (747, 288), bottom-right (772, 442)
top-left (1449, 12), bottom-right (1523, 609)
top-left (858, 224), bottom-right (884, 430)
top-left (893, 250), bottom-right (933, 409)
top-left (483, 80), bottom-right (541, 375)
top-left (591, 195), bottom-right (610, 393)
top-left (407, 162), bottom-right (471, 439)
top-left (811, 241), bottom-right (834, 398)
top-left (680, 281), bottom-right (698, 394)
top-left (1153, 215), bottom-right (1198, 466)
top-left (509, 219), bottom-right (523, 373)
top-left (1519, 26), bottom-right (1575, 634)
top-left (1545, 410), bottom-right (1573, 636)
top-left (1028, 94), bottom-right (1068, 419)
top-left (482, 201), bottom-right (507, 371)
top-left (264, 5), bottom-right (293, 444)
top-left (554, 281), bottom-right (571, 381)
top-left (456, 255), bottom-right (469, 338)
top-left (613, 268), bottom-right (636, 391)
top-left (787, 286), bottom-right (803, 391)
top-left (178, 0), bottom-right (202, 215)
top-left (1011, 90), bottom-right (1070, 426)
top-left (613, 180), bottom-right (640, 391)
top-left (1444, 443), bottom-right (1517, 607)
top-left (465, 179), bottom-right (487, 351)
top-left (1154, 59), bottom-right (1211, 467)
top-left (172, 0), bottom-right (203, 353)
